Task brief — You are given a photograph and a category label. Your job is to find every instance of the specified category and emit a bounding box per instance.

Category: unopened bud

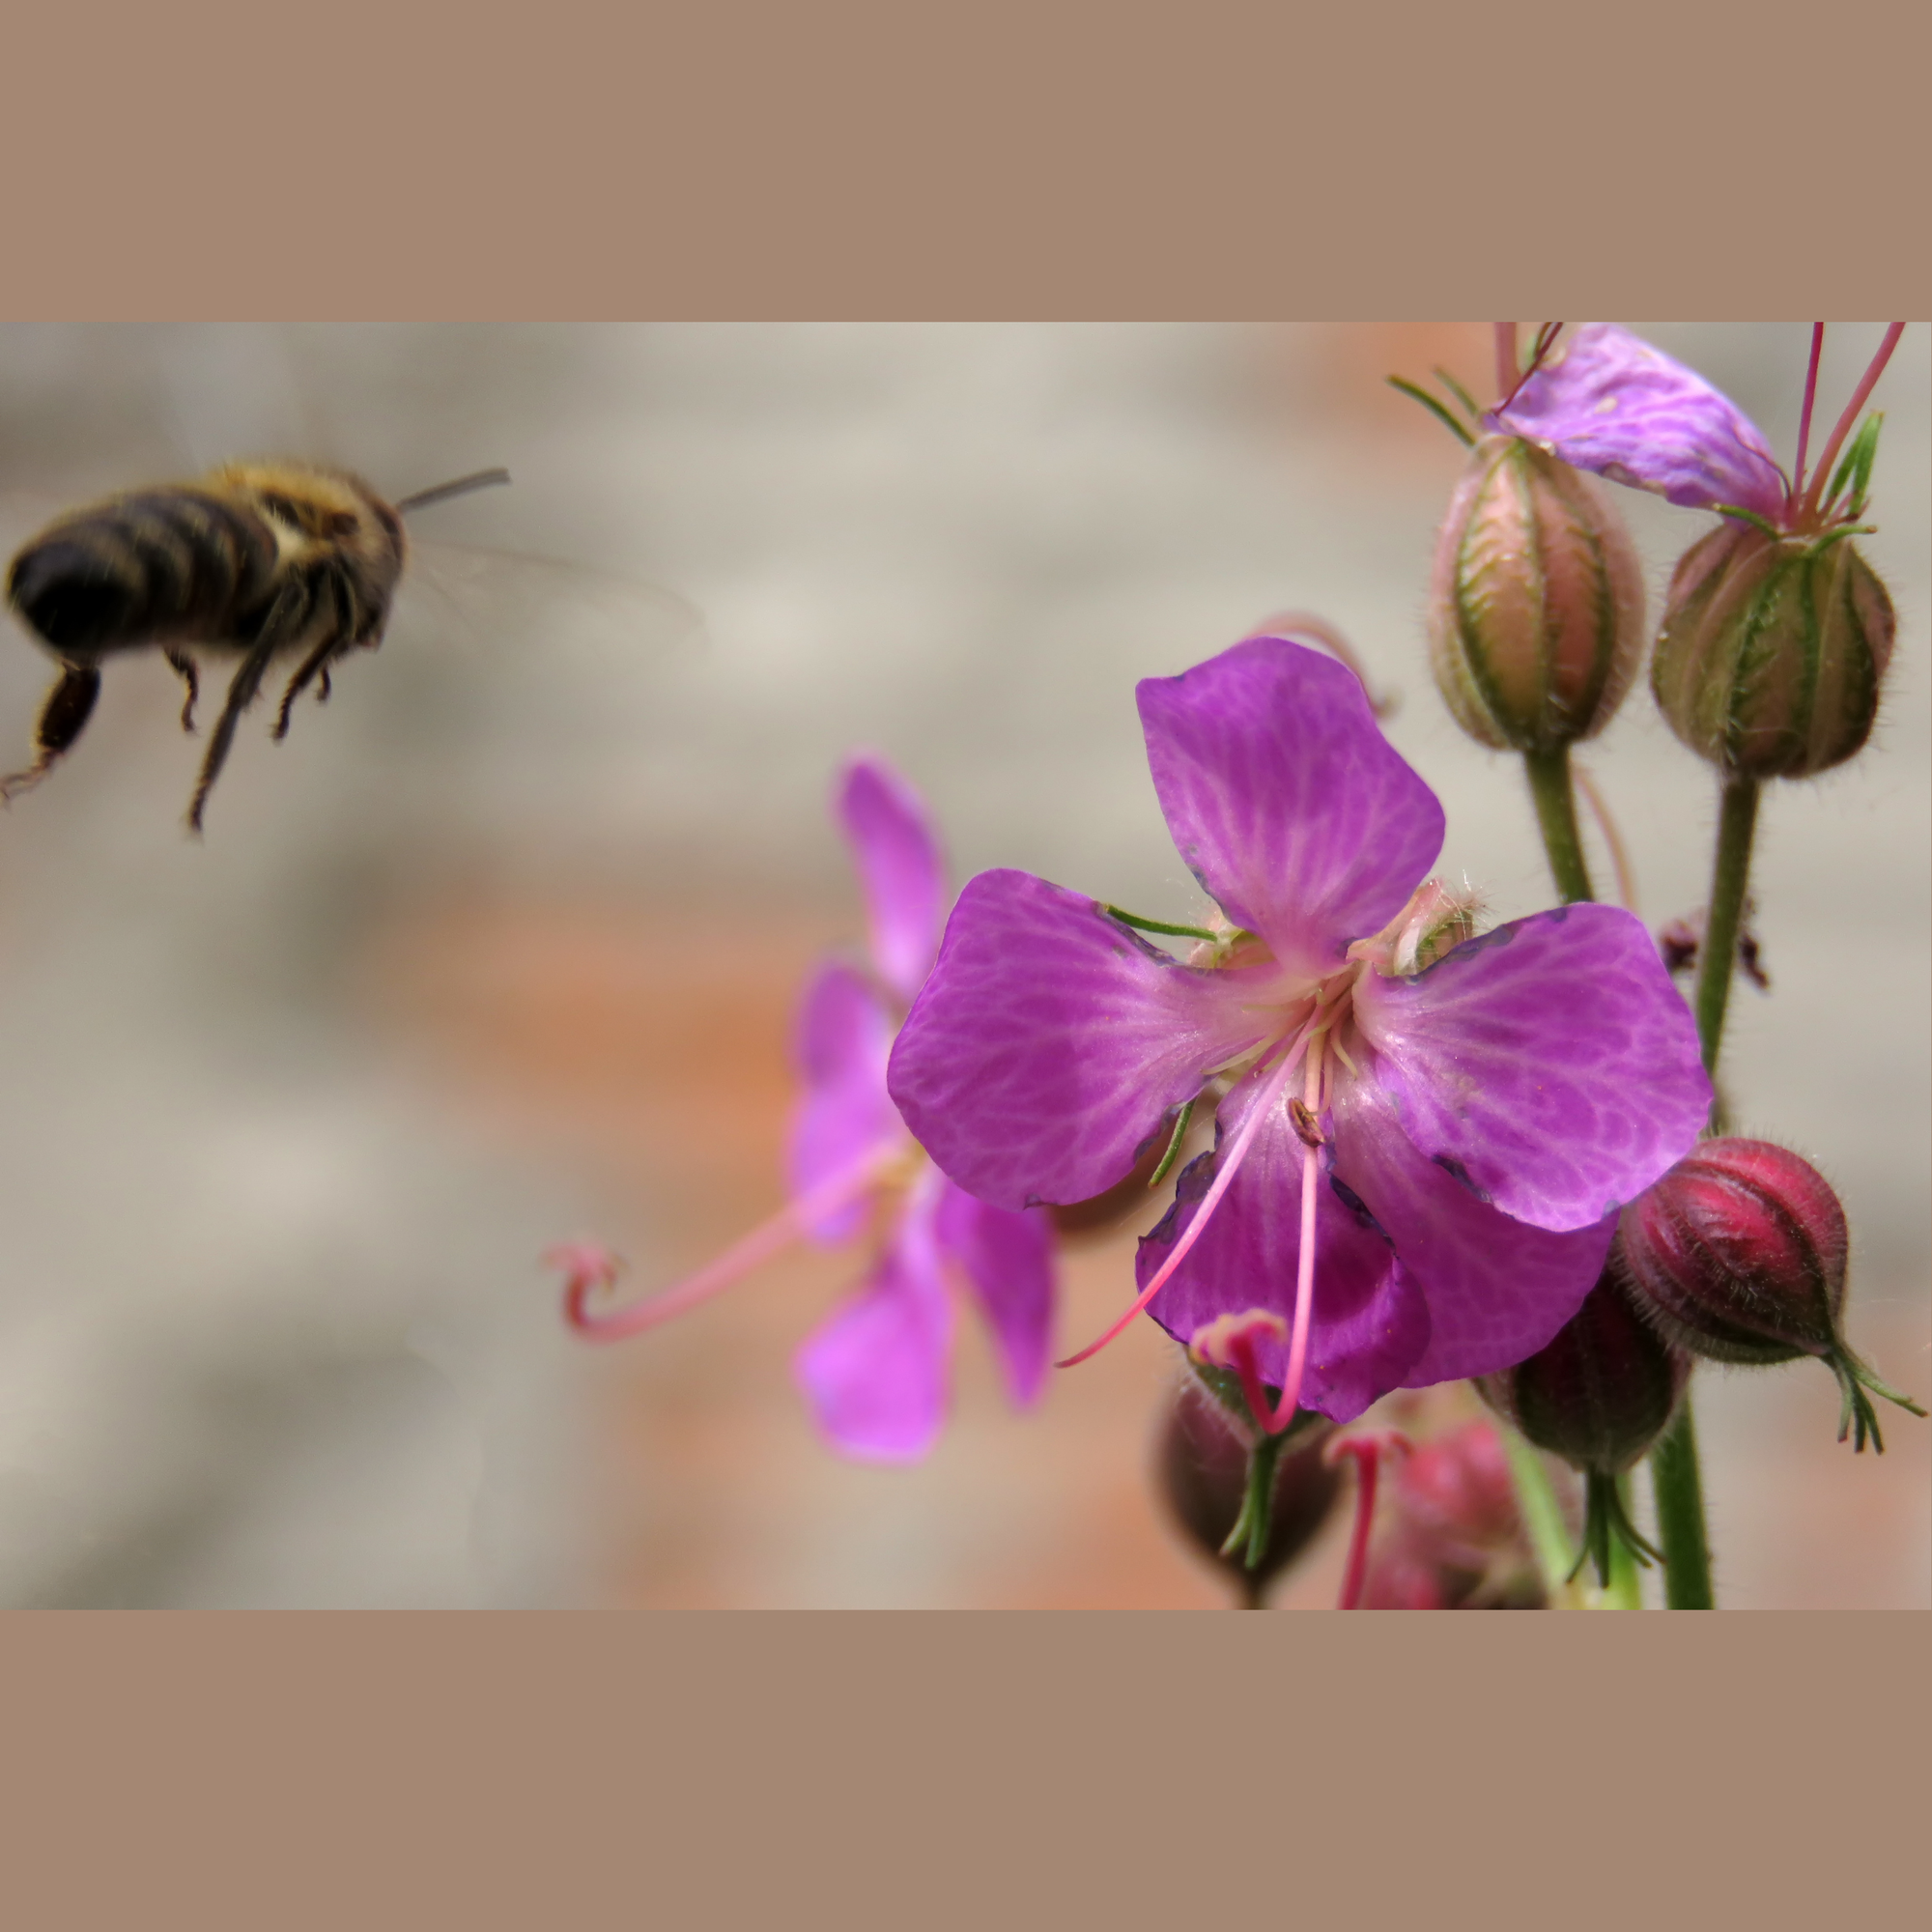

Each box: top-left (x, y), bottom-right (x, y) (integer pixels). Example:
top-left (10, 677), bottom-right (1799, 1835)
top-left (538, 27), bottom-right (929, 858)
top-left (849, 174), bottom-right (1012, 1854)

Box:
top-left (1652, 523), bottom-right (1895, 779)
top-left (1428, 435), bottom-right (1646, 753)
top-left (1361, 1419), bottom-right (1548, 1609)
top-left (1619, 1139), bottom-right (1925, 1451)
top-left (1155, 1374), bottom-right (1339, 1605)
top-left (1478, 1270), bottom-right (1686, 1583)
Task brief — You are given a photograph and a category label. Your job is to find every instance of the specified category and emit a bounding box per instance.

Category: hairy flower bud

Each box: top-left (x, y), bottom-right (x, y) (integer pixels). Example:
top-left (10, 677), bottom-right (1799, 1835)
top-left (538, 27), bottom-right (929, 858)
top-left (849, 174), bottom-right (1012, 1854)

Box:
top-left (1428, 434), bottom-right (1646, 753)
top-left (1651, 523), bottom-right (1895, 779)
top-left (1155, 1374), bottom-right (1339, 1604)
top-left (1619, 1139), bottom-right (1925, 1451)
top-left (1478, 1270), bottom-right (1687, 1583)
top-left (1361, 1419), bottom-right (1547, 1609)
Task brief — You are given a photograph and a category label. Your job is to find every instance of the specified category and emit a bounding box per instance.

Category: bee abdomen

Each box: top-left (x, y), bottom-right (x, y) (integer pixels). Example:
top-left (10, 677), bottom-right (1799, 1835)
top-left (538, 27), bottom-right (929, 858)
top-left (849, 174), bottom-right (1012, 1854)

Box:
top-left (8, 490), bottom-right (280, 661)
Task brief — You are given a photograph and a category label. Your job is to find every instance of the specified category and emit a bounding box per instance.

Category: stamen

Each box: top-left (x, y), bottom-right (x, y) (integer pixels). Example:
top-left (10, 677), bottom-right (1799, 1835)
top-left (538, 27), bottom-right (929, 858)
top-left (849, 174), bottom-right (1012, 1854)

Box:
top-left (1056, 1033), bottom-right (1310, 1369)
top-left (1188, 1310), bottom-right (1289, 1437)
top-left (556, 1140), bottom-right (903, 1342)
top-left (1802, 322), bottom-right (1905, 524)
top-left (1790, 323), bottom-right (1826, 504)
top-left (1327, 1430), bottom-right (1413, 1609)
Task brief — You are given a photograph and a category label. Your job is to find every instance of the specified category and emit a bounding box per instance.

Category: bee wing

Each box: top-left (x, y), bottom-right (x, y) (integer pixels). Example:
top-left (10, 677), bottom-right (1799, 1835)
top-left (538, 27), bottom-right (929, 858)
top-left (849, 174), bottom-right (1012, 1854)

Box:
top-left (392, 541), bottom-right (704, 666)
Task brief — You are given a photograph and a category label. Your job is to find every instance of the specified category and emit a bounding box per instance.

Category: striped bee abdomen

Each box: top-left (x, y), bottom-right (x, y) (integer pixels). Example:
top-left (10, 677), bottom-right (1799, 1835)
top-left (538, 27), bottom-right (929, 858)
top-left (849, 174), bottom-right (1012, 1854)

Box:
top-left (7, 490), bottom-right (280, 662)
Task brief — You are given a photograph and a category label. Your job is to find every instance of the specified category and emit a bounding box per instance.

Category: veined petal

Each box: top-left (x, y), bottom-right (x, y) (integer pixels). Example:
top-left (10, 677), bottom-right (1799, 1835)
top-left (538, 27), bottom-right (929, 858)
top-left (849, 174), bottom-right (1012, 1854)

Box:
top-left (1138, 638), bottom-right (1444, 973)
top-left (838, 754), bottom-right (949, 1004)
top-left (1329, 1073), bottom-right (1614, 1386)
top-left (1138, 1070), bottom-right (1432, 1424)
top-left (1352, 902), bottom-right (1712, 1233)
top-left (793, 1183), bottom-right (954, 1463)
top-left (888, 869), bottom-right (1271, 1211)
top-left (788, 961), bottom-right (901, 1241)
top-left (1492, 323), bottom-right (1787, 520)
top-left (934, 1180), bottom-right (1055, 1406)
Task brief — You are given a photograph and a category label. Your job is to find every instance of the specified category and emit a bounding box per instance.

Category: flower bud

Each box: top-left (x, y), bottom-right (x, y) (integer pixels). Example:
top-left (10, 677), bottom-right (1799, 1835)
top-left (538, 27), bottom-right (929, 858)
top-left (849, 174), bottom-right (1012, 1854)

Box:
top-left (1480, 1270), bottom-right (1689, 1476)
top-left (1477, 1270), bottom-right (1687, 1583)
top-left (1155, 1374), bottom-right (1339, 1605)
top-left (1428, 434), bottom-right (1646, 753)
top-left (1361, 1419), bottom-right (1548, 1610)
top-left (1651, 522), bottom-right (1895, 779)
top-left (1619, 1139), bottom-right (1926, 1452)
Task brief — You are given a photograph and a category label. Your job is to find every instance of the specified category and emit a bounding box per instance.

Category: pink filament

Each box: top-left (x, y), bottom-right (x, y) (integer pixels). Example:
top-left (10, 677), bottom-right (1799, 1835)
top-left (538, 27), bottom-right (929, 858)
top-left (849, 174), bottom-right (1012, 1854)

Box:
top-left (561, 1141), bottom-right (901, 1342)
top-left (1055, 1036), bottom-right (1309, 1370)
top-left (1790, 322), bottom-right (1826, 504)
top-left (1803, 322), bottom-right (1905, 522)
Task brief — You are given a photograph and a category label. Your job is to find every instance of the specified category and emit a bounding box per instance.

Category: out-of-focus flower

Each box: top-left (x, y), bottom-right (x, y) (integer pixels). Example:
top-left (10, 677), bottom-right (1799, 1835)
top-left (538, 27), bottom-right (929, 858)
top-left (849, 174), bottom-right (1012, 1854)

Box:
top-left (1492, 323), bottom-right (1904, 779)
top-left (555, 755), bottom-right (1058, 1463)
top-left (888, 636), bottom-right (1711, 1429)
top-left (1617, 1139), bottom-right (1925, 1453)
top-left (1356, 1417), bottom-right (1547, 1609)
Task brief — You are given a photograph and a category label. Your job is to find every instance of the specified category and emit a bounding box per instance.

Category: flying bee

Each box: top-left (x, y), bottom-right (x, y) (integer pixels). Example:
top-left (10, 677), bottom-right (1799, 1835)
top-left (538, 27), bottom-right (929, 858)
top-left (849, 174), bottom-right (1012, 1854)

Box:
top-left (1, 460), bottom-right (510, 831)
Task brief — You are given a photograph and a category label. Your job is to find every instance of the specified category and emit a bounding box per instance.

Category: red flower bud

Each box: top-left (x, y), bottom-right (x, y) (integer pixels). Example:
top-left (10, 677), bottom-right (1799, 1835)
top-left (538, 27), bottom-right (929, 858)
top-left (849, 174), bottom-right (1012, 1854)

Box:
top-left (1477, 1270), bottom-right (1686, 1583)
top-left (1618, 1138), bottom-right (1926, 1452)
top-left (1155, 1374), bottom-right (1340, 1605)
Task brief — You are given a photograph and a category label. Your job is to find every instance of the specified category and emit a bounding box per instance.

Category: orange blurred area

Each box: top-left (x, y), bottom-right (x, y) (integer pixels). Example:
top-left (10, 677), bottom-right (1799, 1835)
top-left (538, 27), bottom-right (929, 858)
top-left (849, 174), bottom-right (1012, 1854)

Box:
top-left (364, 892), bottom-right (1929, 1609)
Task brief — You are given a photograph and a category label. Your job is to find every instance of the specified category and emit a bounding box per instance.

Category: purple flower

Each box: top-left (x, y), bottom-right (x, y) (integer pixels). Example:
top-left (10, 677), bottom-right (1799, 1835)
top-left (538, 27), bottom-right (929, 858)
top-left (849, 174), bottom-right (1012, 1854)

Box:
top-left (558, 755), bottom-right (1057, 1463)
top-left (887, 638), bottom-right (1711, 1426)
top-left (1490, 322), bottom-right (1905, 533)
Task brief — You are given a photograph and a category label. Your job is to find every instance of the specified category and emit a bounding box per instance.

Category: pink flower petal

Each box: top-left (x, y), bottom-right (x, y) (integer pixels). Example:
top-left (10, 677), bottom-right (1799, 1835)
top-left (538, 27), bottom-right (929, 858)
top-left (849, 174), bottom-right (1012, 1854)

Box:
top-left (888, 869), bottom-right (1271, 1210)
top-left (1492, 323), bottom-right (1787, 520)
top-left (838, 754), bottom-right (949, 1004)
top-left (793, 1190), bottom-right (954, 1463)
top-left (1138, 638), bottom-right (1444, 974)
top-left (1137, 1068), bottom-right (1433, 1424)
top-left (788, 961), bottom-right (900, 1241)
top-left (1353, 903), bottom-right (1712, 1234)
top-left (934, 1180), bottom-right (1055, 1406)
top-left (1330, 1073), bottom-right (1614, 1387)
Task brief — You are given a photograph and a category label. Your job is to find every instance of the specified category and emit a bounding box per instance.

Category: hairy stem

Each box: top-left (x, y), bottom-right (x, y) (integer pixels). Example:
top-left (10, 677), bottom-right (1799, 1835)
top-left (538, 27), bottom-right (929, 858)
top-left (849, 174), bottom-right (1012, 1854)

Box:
top-left (1694, 774), bottom-right (1761, 1079)
top-left (1523, 744), bottom-right (1596, 904)
top-left (1649, 1403), bottom-right (1714, 1609)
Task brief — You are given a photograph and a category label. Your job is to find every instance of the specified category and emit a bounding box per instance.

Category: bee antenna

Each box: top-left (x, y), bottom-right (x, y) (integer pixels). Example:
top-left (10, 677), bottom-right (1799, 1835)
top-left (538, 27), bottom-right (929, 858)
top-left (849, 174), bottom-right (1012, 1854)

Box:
top-left (394, 468), bottom-right (512, 515)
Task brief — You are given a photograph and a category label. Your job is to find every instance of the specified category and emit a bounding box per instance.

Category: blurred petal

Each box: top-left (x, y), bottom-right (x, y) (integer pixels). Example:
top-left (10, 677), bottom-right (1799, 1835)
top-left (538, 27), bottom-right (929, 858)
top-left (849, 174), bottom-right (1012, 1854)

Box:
top-left (1329, 1073), bottom-right (1614, 1386)
top-left (788, 961), bottom-right (900, 1241)
top-left (838, 754), bottom-right (948, 1003)
top-left (1138, 1070), bottom-right (1432, 1424)
top-left (935, 1180), bottom-right (1055, 1406)
top-left (888, 869), bottom-right (1271, 1210)
top-left (1492, 323), bottom-right (1787, 519)
top-left (1138, 638), bottom-right (1444, 973)
top-left (1353, 903), bottom-right (1712, 1233)
top-left (793, 1188), bottom-right (954, 1463)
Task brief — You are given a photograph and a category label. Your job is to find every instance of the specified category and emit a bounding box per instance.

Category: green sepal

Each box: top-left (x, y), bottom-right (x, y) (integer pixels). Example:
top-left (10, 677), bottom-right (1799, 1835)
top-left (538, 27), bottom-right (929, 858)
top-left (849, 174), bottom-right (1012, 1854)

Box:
top-left (1826, 412), bottom-right (1884, 518)
top-left (1386, 375), bottom-right (1475, 447)
top-left (1711, 503), bottom-right (1784, 542)
top-left (1104, 904), bottom-right (1218, 942)
top-left (1830, 1346), bottom-right (1928, 1454)
top-left (1432, 365), bottom-right (1484, 427)
top-left (1146, 1098), bottom-right (1196, 1190)
top-left (1568, 1468), bottom-right (1665, 1586)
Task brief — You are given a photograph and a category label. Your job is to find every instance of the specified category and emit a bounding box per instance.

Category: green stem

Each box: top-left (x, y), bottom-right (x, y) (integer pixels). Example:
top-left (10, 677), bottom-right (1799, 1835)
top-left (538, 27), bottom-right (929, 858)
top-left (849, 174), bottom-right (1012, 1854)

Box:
top-left (1498, 1424), bottom-right (1577, 1604)
top-left (1522, 745), bottom-right (1596, 904)
top-left (1221, 1426), bottom-right (1291, 1573)
top-left (1693, 773), bottom-right (1761, 1077)
top-left (1596, 1477), bottom-right (1645, 1609)
top-left (1649, 1402), bottom-right (1714, 1609)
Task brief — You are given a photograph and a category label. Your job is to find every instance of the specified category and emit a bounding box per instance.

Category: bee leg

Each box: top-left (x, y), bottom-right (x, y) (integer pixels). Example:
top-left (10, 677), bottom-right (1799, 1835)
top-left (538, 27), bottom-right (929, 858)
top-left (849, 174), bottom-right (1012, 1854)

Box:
top-left (1, 664), bottom-right (102, 801)
top-left (272, 637), bottom-right (345, 741)
top-left (164, 649), bottom-right (200, 732)
top-left (187, 580), bottom-right (309, 833)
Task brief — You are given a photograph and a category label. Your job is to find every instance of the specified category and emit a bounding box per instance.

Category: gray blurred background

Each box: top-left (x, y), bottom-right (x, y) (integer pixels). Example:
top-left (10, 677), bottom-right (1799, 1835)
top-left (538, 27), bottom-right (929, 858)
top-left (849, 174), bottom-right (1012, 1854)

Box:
top-left (0, 324), bottom-right (1920, 1607)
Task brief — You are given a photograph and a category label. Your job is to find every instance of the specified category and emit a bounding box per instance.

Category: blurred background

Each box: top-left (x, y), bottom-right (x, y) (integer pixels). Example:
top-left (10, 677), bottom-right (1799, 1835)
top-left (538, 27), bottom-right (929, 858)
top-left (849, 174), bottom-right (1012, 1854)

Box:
top-left (0, 323), bottom-right (1919, 1608)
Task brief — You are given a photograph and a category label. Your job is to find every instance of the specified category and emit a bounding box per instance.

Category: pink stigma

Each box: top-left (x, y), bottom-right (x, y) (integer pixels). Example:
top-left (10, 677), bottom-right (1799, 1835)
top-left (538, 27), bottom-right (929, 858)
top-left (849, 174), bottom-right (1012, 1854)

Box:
top-left (1329, 1430), bottom-right (1413, 1610)
top-left (554, 1141), bottom-right (901, 1342)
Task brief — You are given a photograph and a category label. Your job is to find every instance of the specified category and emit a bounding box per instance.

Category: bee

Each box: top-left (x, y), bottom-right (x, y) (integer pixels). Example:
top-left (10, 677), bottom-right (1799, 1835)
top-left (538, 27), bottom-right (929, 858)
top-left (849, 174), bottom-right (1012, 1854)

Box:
top-left (2, 460), bottom-right (509, 831)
